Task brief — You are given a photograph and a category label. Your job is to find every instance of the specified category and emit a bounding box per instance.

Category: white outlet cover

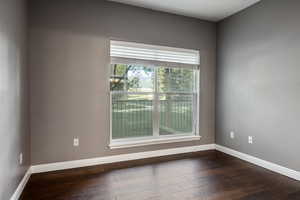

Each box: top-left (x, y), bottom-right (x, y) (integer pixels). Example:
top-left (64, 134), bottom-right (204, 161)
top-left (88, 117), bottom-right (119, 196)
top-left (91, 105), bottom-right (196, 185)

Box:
top-left (74, 138), bottom-right (79, 146)
top-left (19, 153), bottom-right (23, 165)
top-left (248, 136), bottom-right (253, 144)
top-left (230, 131), bottom-right (235, 139)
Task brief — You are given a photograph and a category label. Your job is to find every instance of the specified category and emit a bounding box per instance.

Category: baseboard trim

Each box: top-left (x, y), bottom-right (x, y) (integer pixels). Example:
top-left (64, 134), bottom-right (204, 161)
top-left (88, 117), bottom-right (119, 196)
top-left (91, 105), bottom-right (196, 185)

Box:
top-left (10, 167), bottom-right (32, 200)
top-left (216, 144), bottom-right (300, 181)
top-left (31, 144), bottom-right (216, 173)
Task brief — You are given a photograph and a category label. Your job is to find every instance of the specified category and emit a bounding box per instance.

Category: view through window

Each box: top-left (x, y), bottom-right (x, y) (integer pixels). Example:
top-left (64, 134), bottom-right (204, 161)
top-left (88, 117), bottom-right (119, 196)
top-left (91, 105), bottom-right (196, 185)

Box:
top-left (110, 64), bottom-right (199, 140)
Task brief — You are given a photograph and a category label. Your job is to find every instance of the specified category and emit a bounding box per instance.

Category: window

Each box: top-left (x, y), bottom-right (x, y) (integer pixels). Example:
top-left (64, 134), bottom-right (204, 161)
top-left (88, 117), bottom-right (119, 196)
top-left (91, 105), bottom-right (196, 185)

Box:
top-left (109, 41), bottom-right (200, 148)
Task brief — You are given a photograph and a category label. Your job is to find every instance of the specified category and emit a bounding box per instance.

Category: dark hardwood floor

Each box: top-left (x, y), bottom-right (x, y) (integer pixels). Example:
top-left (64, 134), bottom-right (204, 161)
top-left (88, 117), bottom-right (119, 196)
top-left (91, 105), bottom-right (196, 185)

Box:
top-left (21, 150), bottom-right (300, 200)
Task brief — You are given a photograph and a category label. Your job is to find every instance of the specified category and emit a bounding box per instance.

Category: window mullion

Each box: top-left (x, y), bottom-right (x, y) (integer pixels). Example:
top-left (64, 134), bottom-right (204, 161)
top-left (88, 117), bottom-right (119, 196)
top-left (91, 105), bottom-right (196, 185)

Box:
top-left (153, 67), bottom-right (160, 137)
top-left (193, 70), bottom-right (200, 135)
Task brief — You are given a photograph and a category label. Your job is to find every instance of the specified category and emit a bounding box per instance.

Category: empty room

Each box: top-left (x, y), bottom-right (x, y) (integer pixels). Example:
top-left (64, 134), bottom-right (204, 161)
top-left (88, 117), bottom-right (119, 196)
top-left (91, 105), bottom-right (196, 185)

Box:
top-left (1, 0), bottom-right (300, 199)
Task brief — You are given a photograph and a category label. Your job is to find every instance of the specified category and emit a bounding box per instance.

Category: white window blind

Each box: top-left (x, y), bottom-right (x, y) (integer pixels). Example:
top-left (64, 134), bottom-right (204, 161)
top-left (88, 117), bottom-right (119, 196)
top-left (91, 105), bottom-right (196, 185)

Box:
top-left (110, 40), bottom-right (200, 69)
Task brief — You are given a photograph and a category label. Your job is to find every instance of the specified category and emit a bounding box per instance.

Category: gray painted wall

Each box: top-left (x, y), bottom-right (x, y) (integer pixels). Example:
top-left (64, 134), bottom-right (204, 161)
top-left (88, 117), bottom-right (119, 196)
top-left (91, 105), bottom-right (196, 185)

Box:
top-left (0, 0), bottom-right (30, 199)
top-left (217, 0), bottom-right (300, 171)
top-left (29, 0), bottom-right (216, 164)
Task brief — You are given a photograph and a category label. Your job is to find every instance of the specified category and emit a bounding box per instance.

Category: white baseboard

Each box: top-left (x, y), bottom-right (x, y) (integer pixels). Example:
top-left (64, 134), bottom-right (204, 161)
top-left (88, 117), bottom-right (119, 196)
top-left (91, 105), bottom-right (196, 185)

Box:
top-left (31, 144), bottom-right (216, 174)
top-left (216, 144), bottom-right (300, 181)
top-left (10, 167), bottom-right (32, 200)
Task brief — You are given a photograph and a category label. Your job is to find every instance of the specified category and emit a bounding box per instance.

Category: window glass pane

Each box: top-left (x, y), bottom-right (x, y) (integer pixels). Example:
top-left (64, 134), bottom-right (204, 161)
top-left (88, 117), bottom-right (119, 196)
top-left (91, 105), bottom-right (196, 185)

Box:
top-left (158, 67), bottom-right (196, 93)
top-left (112, 93), bottom-right (153, 139)
top-left (159, 94), bottom-right (195, 135)
top-left (110, 64), bottom-right (154, 92)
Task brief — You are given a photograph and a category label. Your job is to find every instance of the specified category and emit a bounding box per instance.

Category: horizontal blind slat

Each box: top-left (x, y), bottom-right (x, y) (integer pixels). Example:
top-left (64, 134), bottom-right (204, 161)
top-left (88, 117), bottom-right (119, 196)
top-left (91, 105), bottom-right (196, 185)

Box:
top-left (111, 49), bottom-right (197, 60)
top-left (111, 53), bottom-right (197, 64)
top-left (111, 57), bottom-right (199, 69)
top-left (111, 45), bottom-right (198, 57)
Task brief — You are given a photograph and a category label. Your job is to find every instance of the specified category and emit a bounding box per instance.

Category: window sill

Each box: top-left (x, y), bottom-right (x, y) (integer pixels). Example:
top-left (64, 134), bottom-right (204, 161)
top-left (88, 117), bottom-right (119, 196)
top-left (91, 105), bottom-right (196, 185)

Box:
top-left (109, 135), bottom-right (201, 149)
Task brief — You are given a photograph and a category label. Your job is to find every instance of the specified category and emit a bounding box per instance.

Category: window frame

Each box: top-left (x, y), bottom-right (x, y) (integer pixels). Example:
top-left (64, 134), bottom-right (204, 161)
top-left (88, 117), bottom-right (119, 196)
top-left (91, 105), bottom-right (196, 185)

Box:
top-left (109, 41), bottom-right (200, 149)
top-left (109, 66), bottom-right (200, 149)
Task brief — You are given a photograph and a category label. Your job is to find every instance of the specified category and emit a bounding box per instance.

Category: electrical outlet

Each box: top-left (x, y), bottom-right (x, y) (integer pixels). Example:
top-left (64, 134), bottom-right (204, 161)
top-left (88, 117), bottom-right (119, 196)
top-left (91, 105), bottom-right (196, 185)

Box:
top-left (19, 153), bottom-right (23, 165)
top-left (230, 131), bottom-right (235, 139)
top-left (248, 136), bottom-right (253, 144)
top-left (73, 138), bottom-right (79, 147)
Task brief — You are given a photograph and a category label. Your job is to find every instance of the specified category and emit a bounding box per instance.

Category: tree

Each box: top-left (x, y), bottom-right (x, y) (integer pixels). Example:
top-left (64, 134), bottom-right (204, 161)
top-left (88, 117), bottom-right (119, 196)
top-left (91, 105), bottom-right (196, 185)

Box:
top-left (111, 64), bottom-right (154, 91)
top-left (158, 67), bottom-right (194, 92)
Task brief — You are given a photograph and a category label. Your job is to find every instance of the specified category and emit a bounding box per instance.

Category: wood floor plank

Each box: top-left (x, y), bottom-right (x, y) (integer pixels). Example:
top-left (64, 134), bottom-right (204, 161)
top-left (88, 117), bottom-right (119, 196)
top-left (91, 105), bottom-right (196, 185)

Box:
top-left (21, 151), bottom-right (300, 200)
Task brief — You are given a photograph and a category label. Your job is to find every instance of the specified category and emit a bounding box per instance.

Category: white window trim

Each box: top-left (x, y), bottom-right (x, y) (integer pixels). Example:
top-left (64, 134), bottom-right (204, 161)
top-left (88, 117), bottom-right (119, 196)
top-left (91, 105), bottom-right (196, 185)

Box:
top-left (109, 41), bottom-right (201, 149)
top-left (109, 135), bottom-right (201, 149)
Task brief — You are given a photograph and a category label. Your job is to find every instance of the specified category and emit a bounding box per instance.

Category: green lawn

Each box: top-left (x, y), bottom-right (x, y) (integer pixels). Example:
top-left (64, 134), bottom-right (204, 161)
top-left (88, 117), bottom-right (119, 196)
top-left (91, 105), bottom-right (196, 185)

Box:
top-left (112, 100), bottom-right (193, 139)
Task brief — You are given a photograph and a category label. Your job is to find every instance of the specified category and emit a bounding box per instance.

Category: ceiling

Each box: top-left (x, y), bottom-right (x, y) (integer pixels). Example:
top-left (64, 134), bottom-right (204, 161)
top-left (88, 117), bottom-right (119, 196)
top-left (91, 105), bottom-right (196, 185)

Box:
top-left (108, 0), bottom-right (260, 21)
